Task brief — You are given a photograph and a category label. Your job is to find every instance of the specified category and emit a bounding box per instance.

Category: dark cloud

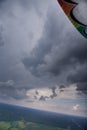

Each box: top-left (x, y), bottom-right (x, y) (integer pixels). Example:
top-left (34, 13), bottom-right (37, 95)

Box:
top-left (67, 64), bottom-right (87, 83)
top-left (0, 0), bottom-right (48, 16)
top-left (0, 0), bottom-right (51, 87)
top-left (23, 6), bottom-right (87, 87)
top-left (22, 8), bottom-right (66, 76)
top-left (35, 90), bottom-right (39, 95)
top-left (0, 0), bottom-right (6, 4)
top-left (50, 86), bottom-right (57, 99)
top-left (39, 96), bottom-right (46, 101)
top-left (0, 0), bottom-right (87, 102)
top-left (39, 95), bottom-right (50, 101)
top-left (49, 41), bottom-right (87, 76)
top-left (59, 85), bottom-right (65, 92)
top-left (0, 81), bottom-right (27, 100)
top-left (76, 83), bottom-right (87, 94)
top-left (59, 85), bottom-right (65, 89)
top-left (0, 2), bottom-right (39, 85)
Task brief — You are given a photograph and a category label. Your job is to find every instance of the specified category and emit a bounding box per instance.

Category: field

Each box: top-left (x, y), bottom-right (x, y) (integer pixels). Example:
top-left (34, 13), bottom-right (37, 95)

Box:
top-left (0, 121), bottom-right (67, 130)
top-left (0, 103), bottom-right (86, 130)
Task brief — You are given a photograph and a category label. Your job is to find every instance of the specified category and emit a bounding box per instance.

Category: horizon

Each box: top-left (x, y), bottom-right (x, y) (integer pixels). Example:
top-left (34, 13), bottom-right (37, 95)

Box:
top-left (0, 102), bottom-right (87, 118)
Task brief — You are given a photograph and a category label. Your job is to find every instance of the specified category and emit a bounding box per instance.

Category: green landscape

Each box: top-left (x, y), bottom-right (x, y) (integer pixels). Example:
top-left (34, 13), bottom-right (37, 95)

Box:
top-left (0, 103), bottom-right (86, 130)
top-left (0, 121), bottom-right (67, 130)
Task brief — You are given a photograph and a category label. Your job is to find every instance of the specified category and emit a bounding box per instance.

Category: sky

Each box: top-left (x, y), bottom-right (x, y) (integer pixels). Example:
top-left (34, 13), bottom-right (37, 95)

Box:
top-left (0, 0), bottom-right (87, 117)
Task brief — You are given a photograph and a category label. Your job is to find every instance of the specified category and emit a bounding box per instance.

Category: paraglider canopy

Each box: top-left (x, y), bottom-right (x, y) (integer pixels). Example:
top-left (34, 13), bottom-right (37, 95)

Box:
top-left (57, 0), bottom-right (87, 38)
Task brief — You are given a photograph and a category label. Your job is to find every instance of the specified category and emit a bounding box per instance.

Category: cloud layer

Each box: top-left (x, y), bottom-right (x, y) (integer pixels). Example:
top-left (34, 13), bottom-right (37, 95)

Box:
top-left (0, 80), bottom-right (27, 100)
top-left (23, 8), bottom-right (87, 86)
top-left (0, 0), bottom-right (87, 116)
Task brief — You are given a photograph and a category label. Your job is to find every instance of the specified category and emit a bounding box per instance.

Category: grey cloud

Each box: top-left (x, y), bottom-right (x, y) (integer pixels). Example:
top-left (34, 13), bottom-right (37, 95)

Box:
top-left (35, 90), bottom-right (39, 95)
top-left (0, 0), bottom-right (50, 87)
top-left (59, 89), bottom-right (64, 93)
top-left (22, 8), bottom-right (66, 76)
top-left (39, 96), bottom-right (46, 101)
top-left (26, 100), bottom-right (34, 103)
top-left (23, 5), bottom-right (87, 87)
top-left (0, 80), bottom-right (27, 100)
top-left (39, 86), bottom-right (58, 100)
top-left (59, 85), bottom-right (65, 89)
top-left (67, 64), bottom-right (87, 83)
top-left (59, 85), bottom-right (65, 92)
top-left (39, 95), bottom-right (50, 101)
top-left (28, 86), bottom-right (59, 102)
top-left (0, 0), bottom-right (87, 101)
top-left (47, 39), bottom-right (87, 78)
top-left (0, 80), bottom-right (14, 87)
top-left (0, 0), bottom-right (6, 5)
top-left (50, 86), bottom-right (57, 99)
top-left (76, 83), bottom-right (87, 94)
top-left (0, 0), bottom-right (49, 16)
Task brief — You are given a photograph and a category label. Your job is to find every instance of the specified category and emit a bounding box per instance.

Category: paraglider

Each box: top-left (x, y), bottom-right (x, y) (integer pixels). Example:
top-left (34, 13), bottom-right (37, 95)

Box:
top-left (57, 0), bottom-right (87, 38)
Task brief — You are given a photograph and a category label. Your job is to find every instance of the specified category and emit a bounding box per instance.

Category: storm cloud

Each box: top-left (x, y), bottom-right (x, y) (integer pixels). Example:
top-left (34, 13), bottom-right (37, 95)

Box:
top-left (77, 83), bottom-right (87, 94)
top-left (23, 7), bottom-right (87, 86)
top-left (0, 0), bottom-right (87, 104)
top-left (0, 80), bottom-right (27, 100)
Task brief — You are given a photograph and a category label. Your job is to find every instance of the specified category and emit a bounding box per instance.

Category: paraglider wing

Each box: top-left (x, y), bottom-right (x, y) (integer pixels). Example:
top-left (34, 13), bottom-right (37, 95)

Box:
top-left (57, 0), bottom-right (87, 38)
